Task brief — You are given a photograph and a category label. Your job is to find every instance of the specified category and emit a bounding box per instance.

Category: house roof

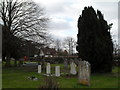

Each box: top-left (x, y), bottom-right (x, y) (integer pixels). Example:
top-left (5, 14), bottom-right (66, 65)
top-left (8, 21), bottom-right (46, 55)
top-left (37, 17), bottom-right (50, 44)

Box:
top-left (41, 47), bottom-right (57, 55)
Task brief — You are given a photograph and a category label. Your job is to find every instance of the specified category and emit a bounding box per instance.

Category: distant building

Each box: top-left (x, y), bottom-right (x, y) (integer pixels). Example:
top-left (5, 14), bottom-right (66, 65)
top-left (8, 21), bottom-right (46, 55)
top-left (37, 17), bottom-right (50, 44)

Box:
top-left (41, 47), bottom-right (57, 57)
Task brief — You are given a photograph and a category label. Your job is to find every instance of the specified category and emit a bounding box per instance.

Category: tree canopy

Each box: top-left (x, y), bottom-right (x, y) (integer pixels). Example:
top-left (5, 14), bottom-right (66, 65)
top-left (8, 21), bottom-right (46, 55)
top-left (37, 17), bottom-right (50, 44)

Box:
top-left (76, 6), bottom-right (113, 73)
top-left (0, 0), bottom-right (49, 41)
top-left (0, 0), bottom-right (49, 66)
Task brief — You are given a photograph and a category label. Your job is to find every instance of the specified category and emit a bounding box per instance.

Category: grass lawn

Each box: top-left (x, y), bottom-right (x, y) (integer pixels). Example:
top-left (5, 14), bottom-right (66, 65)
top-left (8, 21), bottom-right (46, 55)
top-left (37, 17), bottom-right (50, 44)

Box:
top-left (2, 62), bottom-right (120, 88)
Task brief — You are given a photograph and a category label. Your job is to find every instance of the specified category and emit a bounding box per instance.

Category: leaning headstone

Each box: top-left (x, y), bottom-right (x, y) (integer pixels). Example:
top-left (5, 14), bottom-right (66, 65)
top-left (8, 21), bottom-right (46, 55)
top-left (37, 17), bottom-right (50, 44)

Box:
top-left (38, 65), bottom-right (41, 74)
top-left (55, 66), bottom-right (60, 77)
top-left (78, 61), bottom-right (90, 86)
top-left (70, 62), bottom-right (77, 75)
top-left (46, 63), bottom-right (51, 74)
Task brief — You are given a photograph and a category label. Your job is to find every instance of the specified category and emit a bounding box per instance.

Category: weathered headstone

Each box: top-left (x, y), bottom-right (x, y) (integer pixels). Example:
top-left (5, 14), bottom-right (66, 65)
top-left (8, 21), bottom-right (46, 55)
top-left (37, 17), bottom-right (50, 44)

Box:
top-left (38, 65), bottom-right (41, 74)
top-left (46, 63), bottom-right (51, 74)
top-left (55, 66), bottom-right (60, 77)
top-left (74, 58), bottom-right (80, 66)
top-left (78, 61), bottom-right (90, 86)
top-left (64, 59), bottom-right (68, 70)
top-left (70, 62), bottom-right (77, 75)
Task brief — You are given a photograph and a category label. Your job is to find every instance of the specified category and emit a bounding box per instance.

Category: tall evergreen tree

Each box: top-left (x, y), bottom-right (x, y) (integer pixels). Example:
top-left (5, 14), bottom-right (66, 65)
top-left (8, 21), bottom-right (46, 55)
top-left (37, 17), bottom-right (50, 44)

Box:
top-left (76, 6), bottom-right (113, 73)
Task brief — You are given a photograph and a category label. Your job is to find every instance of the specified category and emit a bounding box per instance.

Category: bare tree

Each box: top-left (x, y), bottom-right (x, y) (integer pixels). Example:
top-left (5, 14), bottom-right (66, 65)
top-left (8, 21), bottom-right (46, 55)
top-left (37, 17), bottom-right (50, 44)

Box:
top-left (0, 0), bottom-right (49, 66)
top-left (63, 37), bottom-right (76, 55)
top-left (43, 35), bottom-right (54, 48)
top-left (54, 39), bottom-right (62, 52)
top-left (0, 0), bottom-right (49, 42)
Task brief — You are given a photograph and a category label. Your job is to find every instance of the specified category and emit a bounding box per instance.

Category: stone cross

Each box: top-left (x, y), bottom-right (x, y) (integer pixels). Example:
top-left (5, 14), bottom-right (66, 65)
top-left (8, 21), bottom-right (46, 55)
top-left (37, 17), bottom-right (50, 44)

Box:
top-left (38, 65), bottom-right (41, 74)
top-left (70, 62), bottom-right (77, 75)
top-left (55, 66), bottom-right (60, 77)
top-left (46, 63), bottom-right (51, 74)
top-left (78, 61), bottom-right (90, 86)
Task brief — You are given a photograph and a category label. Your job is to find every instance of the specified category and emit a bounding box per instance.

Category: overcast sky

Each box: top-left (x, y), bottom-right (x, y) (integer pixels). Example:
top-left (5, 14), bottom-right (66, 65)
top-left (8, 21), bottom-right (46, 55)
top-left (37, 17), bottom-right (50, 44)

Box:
top-left (33, 0), bottom-right (119, 44)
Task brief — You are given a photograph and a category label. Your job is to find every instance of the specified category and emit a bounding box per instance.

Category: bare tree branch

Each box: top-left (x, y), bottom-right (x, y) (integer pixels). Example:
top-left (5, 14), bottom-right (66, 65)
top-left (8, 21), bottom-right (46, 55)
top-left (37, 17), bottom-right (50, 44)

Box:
top-left (0, 0), bottom-right (49, 43)
top-left (63, 37), bottom-right (76, 55)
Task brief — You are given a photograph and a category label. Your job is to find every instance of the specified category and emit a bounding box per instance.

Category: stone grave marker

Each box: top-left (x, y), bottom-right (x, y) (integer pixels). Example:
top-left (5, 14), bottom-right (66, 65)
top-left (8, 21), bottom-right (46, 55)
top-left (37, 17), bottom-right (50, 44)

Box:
top-left (78, 61), bottom-right (90, 86)
top-left (70, 62), bottom-right (77, 75)
top-left (38, 65), bottom-right (41, 74)
top-left (64, 59), bottom-right (68, 70)
top-left (55, 66), bottom-right (60, 77)
top-left (74, 58), bottom-right (80, 66)
top-left (46, 63), bottom-right (51, 74)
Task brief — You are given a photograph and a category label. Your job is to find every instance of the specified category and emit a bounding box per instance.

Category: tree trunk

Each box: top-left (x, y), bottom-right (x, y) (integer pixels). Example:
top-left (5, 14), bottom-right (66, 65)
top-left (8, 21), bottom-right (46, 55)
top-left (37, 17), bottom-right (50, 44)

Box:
top-left (5, 55), bottom-right (11, 67)
top-left (14, 60), bottom-right (17, 67)
top-left (38, 56), bottom-right (41, 65)
top-left (41, 59), bottom-right (46, 73)
top-left (2, 55), bottom-right (5, 61)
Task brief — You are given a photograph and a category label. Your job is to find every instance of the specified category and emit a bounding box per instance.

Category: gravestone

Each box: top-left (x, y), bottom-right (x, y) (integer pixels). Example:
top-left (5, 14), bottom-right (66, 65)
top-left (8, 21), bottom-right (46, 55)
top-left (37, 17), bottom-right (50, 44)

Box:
top-left (55, 66), bottom-right (60, 77)
top-left (70, 62), bottom-right (77, 75)
top-left (78, 61), bottom-right (90, 86)
top-left (38, 65), bottom-right (41, 74)
top-left (74, 58), bottom-right (80, 66)
top-left (46, 63), bottom-right (51, 74)
top-left (64, 59), bottom-right (68, 70)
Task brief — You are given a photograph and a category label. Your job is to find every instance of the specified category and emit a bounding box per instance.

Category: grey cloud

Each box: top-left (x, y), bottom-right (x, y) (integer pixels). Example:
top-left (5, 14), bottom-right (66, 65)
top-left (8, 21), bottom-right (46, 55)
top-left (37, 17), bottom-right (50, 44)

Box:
top-left (48, 19), bottom-right (73, 30)
top-left (92, 2), bottom-right (118, 21)
top-left (35, 0), bottom-right (118, 41)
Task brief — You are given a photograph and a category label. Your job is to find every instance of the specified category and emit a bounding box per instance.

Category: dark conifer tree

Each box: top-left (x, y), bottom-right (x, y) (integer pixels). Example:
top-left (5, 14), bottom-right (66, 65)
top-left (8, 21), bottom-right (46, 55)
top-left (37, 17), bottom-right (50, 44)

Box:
top-left (76, 6), bottom-right (113, 73)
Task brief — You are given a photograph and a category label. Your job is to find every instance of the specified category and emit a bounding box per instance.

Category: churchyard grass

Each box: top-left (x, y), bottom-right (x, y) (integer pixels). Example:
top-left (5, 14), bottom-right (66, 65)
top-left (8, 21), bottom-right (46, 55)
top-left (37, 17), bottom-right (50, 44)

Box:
top-left (2, 62), bottom-right (120, 88)
top-left (2, 67), bottom-right (44, 88)
top-left (112, 66), bottom-right (119, 73)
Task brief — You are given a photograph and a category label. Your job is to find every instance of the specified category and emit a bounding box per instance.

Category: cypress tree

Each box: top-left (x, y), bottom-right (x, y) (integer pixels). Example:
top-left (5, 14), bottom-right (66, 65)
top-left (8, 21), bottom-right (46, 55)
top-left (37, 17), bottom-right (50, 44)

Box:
top-left (76, 6), bottom-right (113, 73)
